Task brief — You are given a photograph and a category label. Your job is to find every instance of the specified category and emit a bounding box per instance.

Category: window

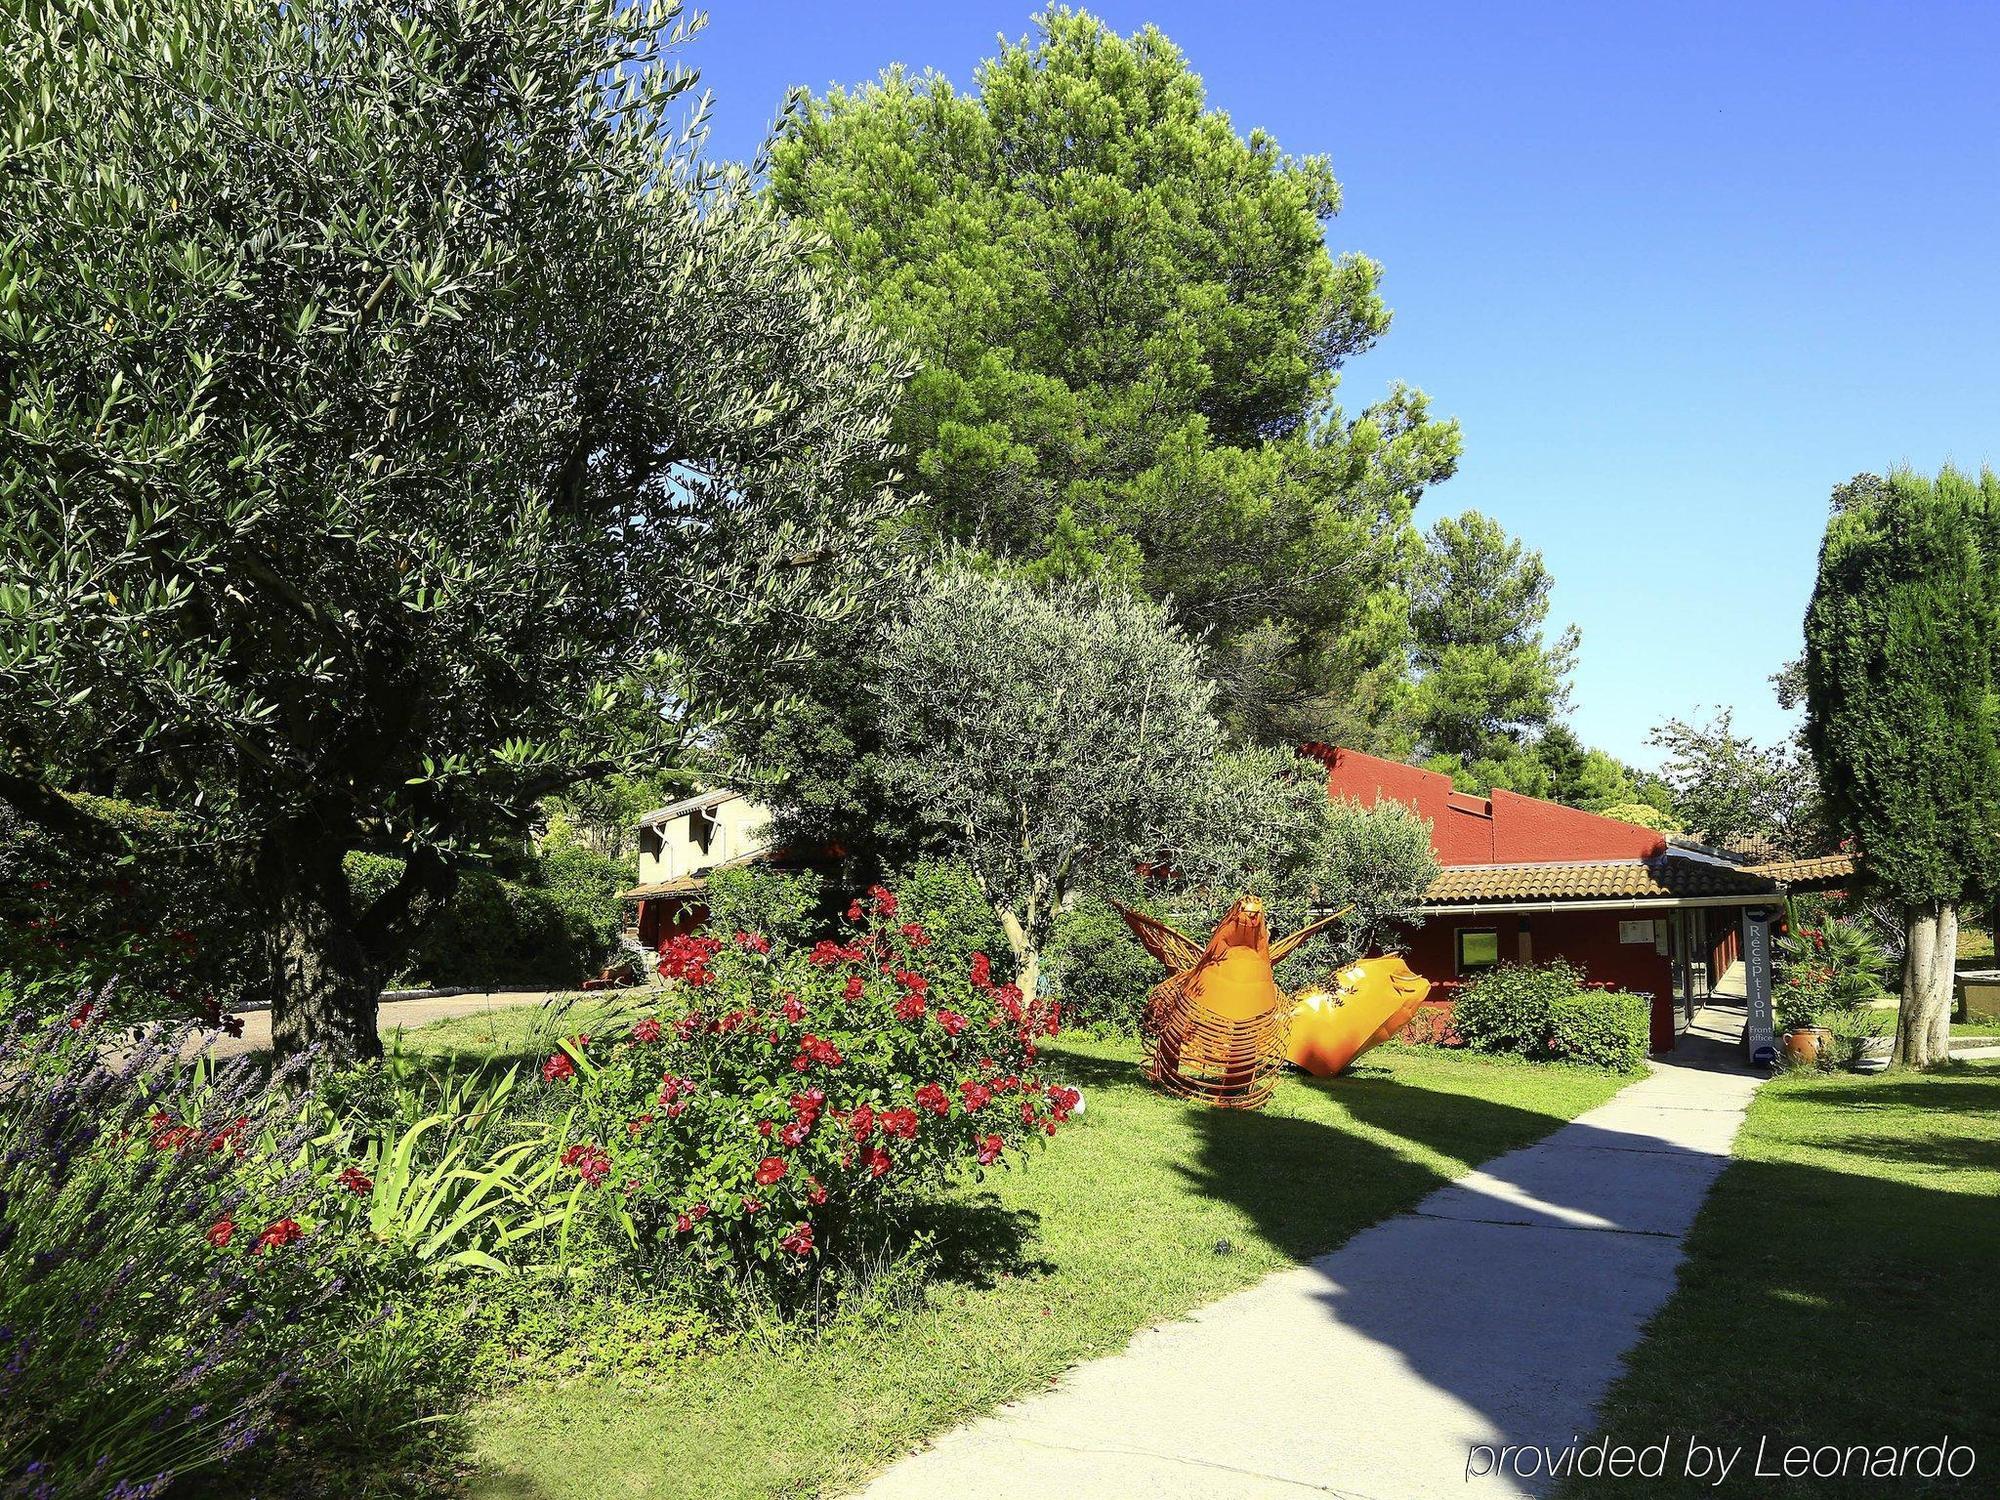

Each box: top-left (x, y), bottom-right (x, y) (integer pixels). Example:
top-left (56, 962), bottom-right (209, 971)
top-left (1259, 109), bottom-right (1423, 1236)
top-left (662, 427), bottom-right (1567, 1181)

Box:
top-left (1455, 928), bottom-right (1501, 975)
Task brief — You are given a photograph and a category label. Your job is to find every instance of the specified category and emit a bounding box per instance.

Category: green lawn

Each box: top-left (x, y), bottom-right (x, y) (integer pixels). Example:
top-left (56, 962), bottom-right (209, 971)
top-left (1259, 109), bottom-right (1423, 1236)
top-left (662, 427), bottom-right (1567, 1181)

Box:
top-left (1564, 1061), bottom-right (2000, 1497)
top-left (392, 1020), bottom-right (1625, 1500)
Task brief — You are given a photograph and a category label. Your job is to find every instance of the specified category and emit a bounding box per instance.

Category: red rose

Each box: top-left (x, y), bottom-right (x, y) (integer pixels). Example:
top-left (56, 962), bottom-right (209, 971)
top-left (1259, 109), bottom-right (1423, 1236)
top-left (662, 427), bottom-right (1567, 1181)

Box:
top-left (631, 1017), bottom-right (663, 1044)
top-left (879, 1107), bottom-right (919, 1141)
top-left (970, 952), bottom-right (992, 987)
top-left (936, 1010), bottom-right (968, 1037)
top-left (741, 1196), bottom-right (762, 1215)
top-left (894, 990), bottom-right (926, 1023)
top-left (848, 1103), bottom-right (875, 1140)
top-left (844, 975), bottom-right (866, 1001)
top-left (791, 1088), bottom-right (825, 1120)
top-left (335, 1166), bottom-right (373, 1196)
top-left (959, 1080), bottom-right (992, 1112)
top-left (675, 1213), bottom-right (693, 1234)
top-left (542, 1053), bottom-right (576, 1083)
top-left (206, 1218), bottom-right (235, 1249)
top-left (976, 1135), bottom-right (1003, 1166)
top-left (865, 1146), bottom-right (892, 1178)
top-left (806, 1174), bottom-right (827, 1206)
top-left (734, 930), bottom-right (772, 954)
top-left (780, 1119), bottom-right (810, 1147)
top-left (900, 921), bottom-right (931, 947)
top-left (868, 884), bottom-right (898, 918)
top-left (253, 1218), bottom-right (304, 1254)
top-left (755, 1155), bottom-right (788, 1186)
top-left (781, 993), bottom-right (807, 1022)
top-left (781, 1222), bottom-right (815, 1257)
top-left (847, 899), bottom-right (865, 921)
top-left (914, 1083), bottom-right (949, 1116)
top-left (561, 1143), bottom-right (611, 1186)
top-left (758, 1119), bottom-right (774, 1137)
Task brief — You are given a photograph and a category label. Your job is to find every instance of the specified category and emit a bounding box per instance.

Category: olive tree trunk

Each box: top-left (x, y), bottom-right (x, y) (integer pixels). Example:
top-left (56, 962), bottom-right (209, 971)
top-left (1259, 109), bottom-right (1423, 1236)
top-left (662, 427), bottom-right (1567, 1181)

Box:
top-left (1894, 900), bottom-right (1957, 1068)
top-left (262, 843), bottom-right (387, 1064)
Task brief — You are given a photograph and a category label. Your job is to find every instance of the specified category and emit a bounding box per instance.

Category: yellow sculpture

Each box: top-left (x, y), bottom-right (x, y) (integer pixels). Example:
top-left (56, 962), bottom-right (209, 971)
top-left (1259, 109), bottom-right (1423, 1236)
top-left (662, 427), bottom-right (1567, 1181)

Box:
top-left (1113, 896), bottom-right (1345, 1110)
top-left (1285, 956), bottom-right (1432, 1078)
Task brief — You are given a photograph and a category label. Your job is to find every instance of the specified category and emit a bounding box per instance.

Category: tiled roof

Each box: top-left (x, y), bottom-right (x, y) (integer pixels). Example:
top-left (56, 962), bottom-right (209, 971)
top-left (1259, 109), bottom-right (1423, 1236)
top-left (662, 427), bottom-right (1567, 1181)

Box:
top-left (1744, 852), bottom-right (1857, 886)
top-left (1422, 856), bottom-right (1779, 906)
top-left (618, 848), bottom-right (772, 901)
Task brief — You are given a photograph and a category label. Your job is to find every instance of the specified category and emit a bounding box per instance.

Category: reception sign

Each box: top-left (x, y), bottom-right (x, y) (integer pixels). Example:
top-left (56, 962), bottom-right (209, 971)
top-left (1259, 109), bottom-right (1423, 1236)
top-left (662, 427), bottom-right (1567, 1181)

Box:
top-left (1741, 908), bottom-right (1776, 1066)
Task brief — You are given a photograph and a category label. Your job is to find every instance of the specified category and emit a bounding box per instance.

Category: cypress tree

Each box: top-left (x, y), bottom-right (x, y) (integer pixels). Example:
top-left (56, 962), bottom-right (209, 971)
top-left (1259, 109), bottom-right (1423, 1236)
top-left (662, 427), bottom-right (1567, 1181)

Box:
top-left (1803, 467), bottom-right (2000, 1066)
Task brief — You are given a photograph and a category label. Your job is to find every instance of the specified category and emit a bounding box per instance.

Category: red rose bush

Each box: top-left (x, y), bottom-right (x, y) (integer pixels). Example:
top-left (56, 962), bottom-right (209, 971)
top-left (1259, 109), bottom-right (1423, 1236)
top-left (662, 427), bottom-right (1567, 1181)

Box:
top-left (545, 886), bottom-right (1075, 1272)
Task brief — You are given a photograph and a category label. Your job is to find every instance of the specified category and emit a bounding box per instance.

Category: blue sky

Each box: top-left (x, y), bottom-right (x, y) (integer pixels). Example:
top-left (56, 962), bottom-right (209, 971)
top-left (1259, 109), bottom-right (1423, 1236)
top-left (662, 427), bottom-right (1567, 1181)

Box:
top-left (683, 1), bottom-right (1999, 767)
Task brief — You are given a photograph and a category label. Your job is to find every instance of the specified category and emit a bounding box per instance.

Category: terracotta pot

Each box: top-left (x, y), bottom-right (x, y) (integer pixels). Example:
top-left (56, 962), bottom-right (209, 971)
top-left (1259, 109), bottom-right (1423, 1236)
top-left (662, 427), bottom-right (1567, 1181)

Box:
top-left (1782, 1026), bottom-right (1833, 1067)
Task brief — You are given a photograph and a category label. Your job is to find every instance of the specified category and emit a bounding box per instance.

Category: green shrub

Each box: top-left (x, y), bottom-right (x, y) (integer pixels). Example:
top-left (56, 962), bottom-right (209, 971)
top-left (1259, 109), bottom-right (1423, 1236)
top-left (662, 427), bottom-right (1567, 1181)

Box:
top-left (1545, 990), bottom-right (1650, 1071)
top-left (0, 795), bottom-right (261, 1021)
top-left (345, 851), bottom-right (623, 989)
top-left (1046, 891), bottom-right (1161, 1033)
top-left (703, 865), bottom-right (828, 952)
top-left (553, 883), bottom-right (1077, 1283)
top-left (1452, 960), bottom-right (1587, 1055)
top-left (1452, 961), bottom-right (1647, 1071)
top-left (885, 858), bottom-right (1009, 980)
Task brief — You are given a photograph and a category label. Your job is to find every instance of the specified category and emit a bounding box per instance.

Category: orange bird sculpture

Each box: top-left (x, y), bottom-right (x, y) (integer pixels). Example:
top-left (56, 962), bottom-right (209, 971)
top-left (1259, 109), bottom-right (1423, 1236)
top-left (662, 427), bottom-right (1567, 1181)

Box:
top-left (1112, 896), bottom-right (1346, 1110)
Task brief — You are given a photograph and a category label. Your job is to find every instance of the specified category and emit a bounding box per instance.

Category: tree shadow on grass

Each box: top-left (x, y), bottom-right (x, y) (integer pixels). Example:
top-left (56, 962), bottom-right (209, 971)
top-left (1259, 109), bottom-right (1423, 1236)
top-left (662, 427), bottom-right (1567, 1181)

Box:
top-left (904, 1191), bottom-right (1054, 1288)
top-left (1171, 1065), bottom-right (1594, 1263)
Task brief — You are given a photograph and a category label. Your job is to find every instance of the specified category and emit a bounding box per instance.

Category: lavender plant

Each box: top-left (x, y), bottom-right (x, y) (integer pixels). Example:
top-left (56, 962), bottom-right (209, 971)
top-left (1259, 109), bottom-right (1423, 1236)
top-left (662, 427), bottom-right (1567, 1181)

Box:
top-left (0, 987), bottom-right (343, 1497)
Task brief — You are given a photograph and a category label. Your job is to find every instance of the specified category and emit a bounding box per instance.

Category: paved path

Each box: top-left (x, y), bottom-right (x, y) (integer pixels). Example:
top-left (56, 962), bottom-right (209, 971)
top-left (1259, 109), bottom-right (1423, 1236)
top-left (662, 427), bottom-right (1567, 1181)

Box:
top-left (855, 1024), bottom-right (1763, 1500)
top-left (209, 990), bottom-right (573, 1058)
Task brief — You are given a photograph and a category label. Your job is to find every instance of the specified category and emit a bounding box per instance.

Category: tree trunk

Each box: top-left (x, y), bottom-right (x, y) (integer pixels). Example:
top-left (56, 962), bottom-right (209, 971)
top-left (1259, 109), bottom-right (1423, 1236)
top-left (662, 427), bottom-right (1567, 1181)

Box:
top-left (995, 907), bottom-right (1042, 1000)
top-left (1929, 903), bottom-right (1959, 1063)
top-left (263, 843), bottom-right (387, 1065)
top-left (1894, 901), bottom-right (1952, 1069)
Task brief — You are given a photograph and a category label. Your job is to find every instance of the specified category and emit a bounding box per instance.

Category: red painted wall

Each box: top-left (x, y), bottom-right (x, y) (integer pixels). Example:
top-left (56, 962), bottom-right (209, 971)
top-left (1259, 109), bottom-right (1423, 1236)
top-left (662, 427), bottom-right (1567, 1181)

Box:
top-left (1393, 907), bottom-right (1678, 1052)
top-left (1303, 746), bottom-right (1667, 865)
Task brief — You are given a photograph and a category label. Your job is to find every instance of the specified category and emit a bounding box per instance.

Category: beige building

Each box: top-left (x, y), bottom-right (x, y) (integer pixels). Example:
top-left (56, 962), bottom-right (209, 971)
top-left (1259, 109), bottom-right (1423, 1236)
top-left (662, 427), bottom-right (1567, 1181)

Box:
top-left (624, 788), bottom-right (777, 945)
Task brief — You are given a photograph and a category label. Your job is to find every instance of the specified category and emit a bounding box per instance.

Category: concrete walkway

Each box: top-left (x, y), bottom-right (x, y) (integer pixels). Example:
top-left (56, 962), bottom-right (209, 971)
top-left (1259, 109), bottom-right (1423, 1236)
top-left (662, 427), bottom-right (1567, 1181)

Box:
top-left (855, 1032), bottom-right (1763, 1500)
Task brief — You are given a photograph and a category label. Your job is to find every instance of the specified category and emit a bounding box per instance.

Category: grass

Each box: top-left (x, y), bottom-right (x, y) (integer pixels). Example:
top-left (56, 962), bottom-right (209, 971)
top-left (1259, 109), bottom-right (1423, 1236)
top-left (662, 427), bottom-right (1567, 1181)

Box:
top-left (387, 1017), bottom-right (1627, 1500)
top-left (1563, 1061), bottom-right (2000, 1497)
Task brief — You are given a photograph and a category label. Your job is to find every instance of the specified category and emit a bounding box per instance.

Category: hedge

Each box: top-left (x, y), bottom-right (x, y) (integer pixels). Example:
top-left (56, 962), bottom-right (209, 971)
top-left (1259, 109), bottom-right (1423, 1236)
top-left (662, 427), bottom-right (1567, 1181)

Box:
top-left (1451, 960), bottom-right (1648, 1071)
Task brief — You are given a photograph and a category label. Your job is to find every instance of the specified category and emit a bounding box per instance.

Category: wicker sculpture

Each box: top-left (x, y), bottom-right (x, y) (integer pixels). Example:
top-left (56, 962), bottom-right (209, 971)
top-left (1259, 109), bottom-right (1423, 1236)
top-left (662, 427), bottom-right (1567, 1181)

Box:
top-left (1112, 896), bottom-right (1346, 1110)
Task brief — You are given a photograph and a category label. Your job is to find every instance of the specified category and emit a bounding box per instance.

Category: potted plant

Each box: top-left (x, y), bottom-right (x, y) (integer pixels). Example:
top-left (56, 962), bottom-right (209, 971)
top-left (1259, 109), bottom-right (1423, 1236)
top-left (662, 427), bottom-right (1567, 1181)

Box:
top-left (1775, 917), bottom-right (1891, 1070)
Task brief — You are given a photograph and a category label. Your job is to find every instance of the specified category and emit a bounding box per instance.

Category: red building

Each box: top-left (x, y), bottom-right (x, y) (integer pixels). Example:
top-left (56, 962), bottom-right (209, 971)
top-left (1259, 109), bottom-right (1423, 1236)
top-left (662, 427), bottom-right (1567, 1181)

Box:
top-left (1304, 746), bottom-right (1852, 1052)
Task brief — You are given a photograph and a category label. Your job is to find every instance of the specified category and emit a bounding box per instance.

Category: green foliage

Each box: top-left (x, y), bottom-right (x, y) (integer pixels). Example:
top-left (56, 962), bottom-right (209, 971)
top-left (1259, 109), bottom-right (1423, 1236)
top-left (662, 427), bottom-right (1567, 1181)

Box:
top-left (874, 567), bottom-right (1222, 992)
top-left (345, 851), bottom-right (624, 989)
top-left (1452, 961), bottom-right (1646, 1071)
top-left (1404, 510), bottom-right (1579, 770)
top-left (1649, 708), bottom-right (1818, 852)
top-left (1598, 802), bottom-right (1683, 834)
top-left (1774, 916), bottom-right (1891, 1031)
top-left (1, 0), bottom-right (904, 1058)
top-left (1046, 891), bottom-right (1164, 1033)
top-left (0, 794), bottom-right (259, 1020)
top-left (702, 866), bottom-right (829, 954)
top-left (1543, 991), bottom-right (1650, 1072)
top-left (1276, 797), bottom-right (1440, 989)
top-left (769, 7), bottom-right (1458, 745)
top-left (562, 888), bottom-right (1075, 1280)
top-left (1805, 467), bottom-right (2000, 905)
top-left (883, 859), bottom-right (1010, 981)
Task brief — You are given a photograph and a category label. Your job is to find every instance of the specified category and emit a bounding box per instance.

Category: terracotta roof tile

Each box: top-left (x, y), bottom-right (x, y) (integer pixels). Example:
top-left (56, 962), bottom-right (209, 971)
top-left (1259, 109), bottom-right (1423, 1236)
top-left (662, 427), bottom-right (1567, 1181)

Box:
top-left (1422, 856), bottom-right (1779, 905)
top-left (1743, 852), bottom-right (1857, 886)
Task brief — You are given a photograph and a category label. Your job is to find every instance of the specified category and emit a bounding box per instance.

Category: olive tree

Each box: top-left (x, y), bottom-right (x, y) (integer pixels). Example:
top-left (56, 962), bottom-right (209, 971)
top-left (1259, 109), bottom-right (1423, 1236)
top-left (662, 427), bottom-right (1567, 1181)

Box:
top-left (0, 0), bottom-right (904, 1059)
top-left (874, 569), bottom-right (1220, 997)
top-left (1804, 468), bottom-right (2000, 1067)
